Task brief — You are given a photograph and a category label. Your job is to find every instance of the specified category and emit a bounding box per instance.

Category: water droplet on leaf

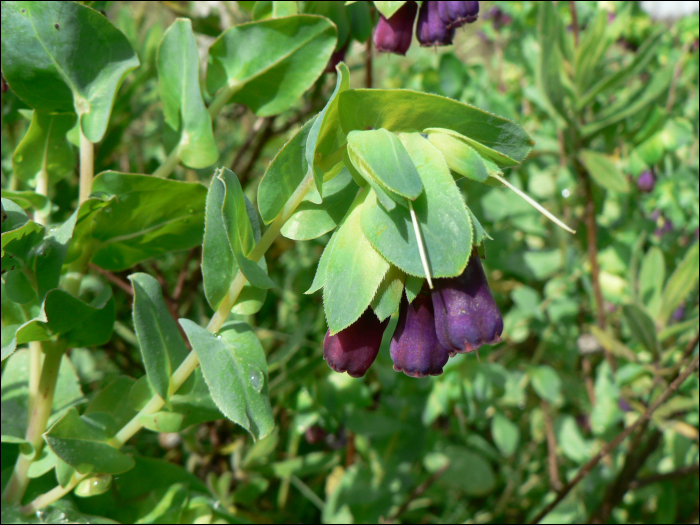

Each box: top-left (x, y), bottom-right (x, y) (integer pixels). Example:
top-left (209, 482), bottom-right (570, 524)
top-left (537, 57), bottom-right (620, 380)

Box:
top-left (249, 365), bottom-right (264, 392)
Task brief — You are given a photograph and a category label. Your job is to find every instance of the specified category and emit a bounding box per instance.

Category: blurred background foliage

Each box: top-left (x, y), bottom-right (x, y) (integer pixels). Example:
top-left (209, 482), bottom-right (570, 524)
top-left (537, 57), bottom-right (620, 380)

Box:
top-left (1, 1), bottom-right (698, 523)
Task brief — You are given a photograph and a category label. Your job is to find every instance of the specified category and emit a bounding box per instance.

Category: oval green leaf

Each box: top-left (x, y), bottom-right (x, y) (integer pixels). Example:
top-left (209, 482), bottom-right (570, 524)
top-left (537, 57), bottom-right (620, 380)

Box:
top-left (1, 1), bottom-right (140, 142)
top-left (338, 89), bottom-right (534, 163)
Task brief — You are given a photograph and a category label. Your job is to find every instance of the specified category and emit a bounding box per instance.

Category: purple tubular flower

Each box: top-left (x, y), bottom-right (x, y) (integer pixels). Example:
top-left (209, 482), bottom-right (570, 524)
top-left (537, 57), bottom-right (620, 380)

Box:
top-left (373, 1), bottom-right (418, 56)
top-left (417, 1), bottom-right (455, 47)
top-left (637, 170), bottom-right (655, 193)
top-left (390, 293), bottom-right (450, 378)
top-left (432, 253), bottom-right (503, 354)
top-left (324, 309), bottom-right (388, 378)
top-left (438, 1), bottom-right (479, 29)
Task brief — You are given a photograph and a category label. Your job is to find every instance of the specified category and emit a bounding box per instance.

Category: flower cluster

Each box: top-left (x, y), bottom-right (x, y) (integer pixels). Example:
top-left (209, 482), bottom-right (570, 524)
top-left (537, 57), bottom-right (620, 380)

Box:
top-left (324, 253), bottom-right (502, 378)
top-left (374, 1), bottom-right (479, 55)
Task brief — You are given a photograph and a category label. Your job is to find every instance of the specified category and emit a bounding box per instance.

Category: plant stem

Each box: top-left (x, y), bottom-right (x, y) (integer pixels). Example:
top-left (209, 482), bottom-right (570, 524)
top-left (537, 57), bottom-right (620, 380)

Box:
top-left (25, 171), bottom-right (319, 512)
top-left (208, 82), bottom-right (242, 120)
top-left (151, 144), bottom-right (181, 178)
top-left (34, 167), bottom-right (49, 227)
top-left (27, 342), bottom-right (43, 416)
top-left (529, 354), bottom-right (699, 524)
top-left (2, 344), bottom-right (65, 505)
top-left (408, 200), bottom-right (433, 289)
top-left (365, 32), bottom-right (373, 89)
top-left (79, 129), bottom-right (94, 205)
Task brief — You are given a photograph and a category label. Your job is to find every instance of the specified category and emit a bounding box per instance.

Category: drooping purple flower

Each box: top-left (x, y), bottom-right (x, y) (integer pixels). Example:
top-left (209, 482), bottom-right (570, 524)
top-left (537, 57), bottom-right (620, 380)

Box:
top-left (391, 293), bottom-right (450, 378)
top-left (438, 1), bottom-right (479, 29)
top-left (416, 1), bottom-right (455, 47)
top-left (432, 253), bottom-right (503, 355)
top-left (373, 1), bottom-right (418, 56)
top-left (637, 170), bottom-right (655, 193)
top-left (323, 309), bottom-right (388, 378)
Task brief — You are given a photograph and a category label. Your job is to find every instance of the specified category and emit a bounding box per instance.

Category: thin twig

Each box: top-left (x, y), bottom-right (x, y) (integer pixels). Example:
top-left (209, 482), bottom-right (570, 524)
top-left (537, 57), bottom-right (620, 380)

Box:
top-left (628, 464), bottom-right (699, 490)
top-left (529, 354), bottom-right (699, 524)
top-left (588, 430), bottom-right (663, 523)
top-left (172, 248), bottom-right (198, 301)
top-left (230, 116), bottom-right (269, 173)
top-left (386, 463), bottom-right (450, 523)
top-left (542, 400), bottom-right (562, 491)
top-left (569, 1), bottom-right (580, 47)
top-left (89, 263), bottom-right (134, 295)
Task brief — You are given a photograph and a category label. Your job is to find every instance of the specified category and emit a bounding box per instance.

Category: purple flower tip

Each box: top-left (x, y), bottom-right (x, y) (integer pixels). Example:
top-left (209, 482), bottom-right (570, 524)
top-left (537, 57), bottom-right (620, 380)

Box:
top-left (373, 1), bottom-right (418, 56)
top-left (637, 170), bottom-right (655, 193)
top-left (432, 253), bottom-right (503, 354)
top-left (672, 305), bottom-right (685, 322)
top-left (438, 1), bottom-right (480, 29)
top-left (417, 1), bottom-right (455, 47)
top-left (391, 293), bottom-right (450, 378)
top-left (324, 309), bottom-right (388, 378)
top-left (325, 45), bottom-right (347, 73)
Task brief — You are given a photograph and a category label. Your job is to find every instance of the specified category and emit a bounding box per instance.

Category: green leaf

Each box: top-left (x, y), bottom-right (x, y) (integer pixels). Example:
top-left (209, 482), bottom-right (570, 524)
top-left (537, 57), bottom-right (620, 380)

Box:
top-left (273, 1), bottom-right (298, 17)
top-left (45, 407), bottom-right (135, 474)
top-left (638, 246), bottom-right (665, 316)
top-left (555, 415), bottom-right (591, 463)
top-left (1, 279), bottom-right (25, 327)
top-left (157, 18), bottom-right (218, 169)
top-left (306, 230), bottom-right (337, 295)
top-left (281, 167), bottom-right (358, 240)
top-left (659, 242), bottom-right (699, 324)
top-left (491, 413), bottom-right (520, 457)
top-left (3, 269), bottom-right (36, 305)
top-left (530, 365), bottom-right (562, 405)
top-left (424, 127), bottom-right (518, 169)
top-left (75, 473), bottom-right (112, 497)
top-left (169, 368), bottom-right (223, 429)
top-left (258, 116), bottom-right (317, 225)
top-left (347, 1), bottom-right (372, 42)
top-left (15, 287), bottom-right (115, 348)
top-left (180, 320), bottom-right (274, 440)
top-left (84, 376), bottom-right (138, 432)
top-left (426, 132), bottom-right (491, 182)
top-left (347, 129), bottom-right (423, 203)
top-left (323, 190), bottom-right (390, 334)
top-left (1, 324), bottom-right (20, 361)
top-left (31, 210), bottom-right (78, 302)
top-left (360, 133), bottom-right (472, 278)
top-left (574, 10), bottom-right (611, 96)
top-left (339, 89), bottom-right (534, 164)
top-left (582, 59), bottom-right (675, 138)
top-left (233, 196), bottom-right (268, 315)
top-left (577, 28), bottom-right (665, 110)
top-left (622, 304), bottom-right (659, 357)
top-left (207, 15), bottom-right (336, 116)
top-left (373, 1), bottom-right (407, 19)
top-left (0, 190), bottom-right (50, 215)
top-left (536, 2), bottom-right (568, 124)
top-left (0, 1), bottom-right (140, 142)
top-left (67, 172), bottom-right (207, 271)
top-left (1, 201), bottom-right (45, 272)
top-left (305, 62), bottom-right (350, 196)
top-left (218, 168), bottom-right (274, 289)
top-left (137, 411), bottom-right (186, 433)
top-left (11, 111), bottom-right (75, 184)
top-left (467, 206), bottom-right (492, 246)
top-left (129, 273), bottom-right (189, 403)
top-left (2, 349), bottom-right (84, 445)
top-left (404, 274), bottom-right (424, 304)
top-left (579, 150), bottom-right (630, 193)
top-left (432, 446), bottom-right (496, 496)
top-left (303, 1), bottom-right (350, 49)
top-left (371, 266), bottom-right (405, 322)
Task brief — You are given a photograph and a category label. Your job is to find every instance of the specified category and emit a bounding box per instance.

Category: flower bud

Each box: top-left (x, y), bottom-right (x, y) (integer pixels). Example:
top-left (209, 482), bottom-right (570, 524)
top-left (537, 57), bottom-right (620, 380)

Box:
top-left (325, 45), bottom-right (347, 73)
top-left (417, 1), bottom-right (456, 47)
top-left (432, 253), bottom-right (503, 354)
top-left (324, 309), bottom-right (389, 378)
top-left (390, 293), bottom-right (450, 378)
top-left (637, 170), bottom-right (655, 193)
top-left (373, 1), bottom-right (418, 56)
top-left (438, 1), bottom-right (479, 29)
